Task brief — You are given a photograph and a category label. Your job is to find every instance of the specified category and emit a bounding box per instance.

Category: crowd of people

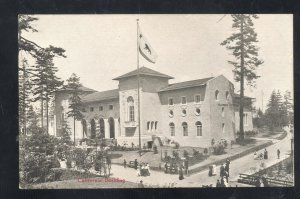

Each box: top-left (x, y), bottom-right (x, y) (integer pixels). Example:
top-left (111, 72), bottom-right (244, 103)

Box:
top-left (216, 159), bottom-right (230, 187)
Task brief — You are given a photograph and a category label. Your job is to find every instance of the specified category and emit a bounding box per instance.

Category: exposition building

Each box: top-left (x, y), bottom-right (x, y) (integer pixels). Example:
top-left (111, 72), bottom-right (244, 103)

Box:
top-left (50, 67), bottom-right (254, 148)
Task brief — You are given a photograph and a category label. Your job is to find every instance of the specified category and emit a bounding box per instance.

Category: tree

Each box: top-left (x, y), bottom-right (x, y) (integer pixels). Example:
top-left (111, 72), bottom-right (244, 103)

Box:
top-left (26, 105), bottom-right (40, 135)
top-left (283, 90), bottom-right (293, 126)
top-left (221, 14), bottom-right (264, 140)
top-left (265, 90), bottom-right (281, 132)
top-left (66, 74), bottom-right (84, 146)
top-left (31, 46), bottom-right (65, 132)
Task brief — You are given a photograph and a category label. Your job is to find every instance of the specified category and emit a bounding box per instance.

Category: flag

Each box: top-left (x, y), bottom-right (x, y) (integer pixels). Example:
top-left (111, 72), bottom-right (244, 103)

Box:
top-left (138, 25), bottom-right (158, 63)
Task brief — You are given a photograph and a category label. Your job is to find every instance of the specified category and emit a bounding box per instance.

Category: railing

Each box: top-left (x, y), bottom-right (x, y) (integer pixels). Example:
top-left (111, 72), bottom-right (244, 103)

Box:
top-left (237, 173), bottom-right (293, 187)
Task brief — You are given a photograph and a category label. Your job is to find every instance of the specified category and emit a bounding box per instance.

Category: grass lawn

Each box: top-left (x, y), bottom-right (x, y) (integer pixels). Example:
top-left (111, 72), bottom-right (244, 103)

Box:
top-left (30, 177), bottom-right (138, 189)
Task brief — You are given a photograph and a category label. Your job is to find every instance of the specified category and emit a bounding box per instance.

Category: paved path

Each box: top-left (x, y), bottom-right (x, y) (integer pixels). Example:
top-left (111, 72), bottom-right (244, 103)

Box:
top-left (109, 131), bottom-right (292, 188)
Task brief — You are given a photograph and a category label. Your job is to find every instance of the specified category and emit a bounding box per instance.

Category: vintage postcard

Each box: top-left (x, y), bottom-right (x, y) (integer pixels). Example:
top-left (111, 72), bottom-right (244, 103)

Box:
top-left (18, 14), bottom-right (294, 189)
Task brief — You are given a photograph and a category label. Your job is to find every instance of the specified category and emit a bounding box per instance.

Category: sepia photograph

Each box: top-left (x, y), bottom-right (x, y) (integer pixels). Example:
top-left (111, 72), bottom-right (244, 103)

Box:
top-left (18, 14), bottom-right (294, 189)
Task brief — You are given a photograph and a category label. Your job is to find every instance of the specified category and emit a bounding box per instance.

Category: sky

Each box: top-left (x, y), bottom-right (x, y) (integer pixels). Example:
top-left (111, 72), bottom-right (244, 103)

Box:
top-left (21, 14), bottom-right (293, 111)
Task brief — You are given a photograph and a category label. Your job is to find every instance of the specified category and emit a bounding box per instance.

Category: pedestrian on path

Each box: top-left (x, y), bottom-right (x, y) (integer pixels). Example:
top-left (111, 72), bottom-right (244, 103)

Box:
top-left (134, 159), bottom-right (138, 170)
top-left (220, 163), bottom-right (225, 177)
top-left (225, 159), bottom-right (230, 177)
top-left (123, 159), bottom-right (127, 168)
top-left (277, 149), bottom-right (280, 159)
top-left (263, 149), bottom-right (268, 159)
top-left (138, 180), bottom-right (144, 188)
top-left (216, 179), bottom-right (221, 187)
top-left (179, 166), bottom-right (184, 180)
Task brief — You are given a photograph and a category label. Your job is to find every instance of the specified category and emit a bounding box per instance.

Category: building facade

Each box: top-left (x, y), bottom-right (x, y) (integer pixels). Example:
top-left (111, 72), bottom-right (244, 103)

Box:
top-left (51, 67), bottom-right (254, 148)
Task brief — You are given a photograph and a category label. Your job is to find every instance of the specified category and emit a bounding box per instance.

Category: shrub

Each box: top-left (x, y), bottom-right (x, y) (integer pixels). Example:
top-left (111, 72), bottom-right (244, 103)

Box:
top-left (211, 138), bottom-right (215, 146)
top-left (213, 144), bottom-right (225, 155)
top-left (193, 149), bottom-right (200, 156)
top-left (203, 148), bottom-right (208, 155)
top-left (172, 150), bottom-right (179, 160)
top-left (183, 150), bottom-right (189, 158)
top-left (174, 142), bottom-right (180, 149)
top-left (153, 144), bottom-right (158, 154)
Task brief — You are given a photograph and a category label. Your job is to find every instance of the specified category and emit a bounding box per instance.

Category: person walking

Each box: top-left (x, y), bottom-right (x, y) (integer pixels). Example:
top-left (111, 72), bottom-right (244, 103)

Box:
top-left (264, 149), bottom-right (268, 159)
top-left (138, 180), bottom-right (144, 188)
top-left (225, 159), bottom-right (230, 177)
top-left (216, 179), bottom-right (221, 187)
top-left (179, 166), bottom-right (184, 180)
top-left (220, 163), bottom-right (225, 177)
top-left (134, 159), bottom-right (138, 170)
top-left (277, 149), bottom-right (280, 159)
top-left (123, 159), bottom-right (127, 168)
top-left (184, 159), bottom-right (189, 176)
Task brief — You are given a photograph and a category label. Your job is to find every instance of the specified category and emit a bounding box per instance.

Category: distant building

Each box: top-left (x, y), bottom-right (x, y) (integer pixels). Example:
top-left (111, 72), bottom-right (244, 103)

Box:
top-left (51, 67), bottom-right (254, 148)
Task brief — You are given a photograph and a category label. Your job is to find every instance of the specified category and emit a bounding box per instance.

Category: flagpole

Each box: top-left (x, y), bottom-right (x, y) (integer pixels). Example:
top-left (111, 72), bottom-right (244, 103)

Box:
top-left (137, 19), bottom-right (142, 156)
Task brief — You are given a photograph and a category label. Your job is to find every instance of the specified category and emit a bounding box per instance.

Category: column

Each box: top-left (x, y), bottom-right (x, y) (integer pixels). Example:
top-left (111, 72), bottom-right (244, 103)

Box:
top-left (104, 119), bottom-right (110, 139)
top-left (114, 118), bottom-right (119, 138)
top-left (87, 122), bottom-right (91, 138)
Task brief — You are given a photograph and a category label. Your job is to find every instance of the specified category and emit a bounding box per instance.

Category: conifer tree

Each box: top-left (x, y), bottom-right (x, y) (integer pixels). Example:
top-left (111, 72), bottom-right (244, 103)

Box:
top-left (221, 14), bottom-right (263, 140)
top-left (265, 90), bottom-right (281, 132)
top-left (66, 74), bottom-right (84, 146)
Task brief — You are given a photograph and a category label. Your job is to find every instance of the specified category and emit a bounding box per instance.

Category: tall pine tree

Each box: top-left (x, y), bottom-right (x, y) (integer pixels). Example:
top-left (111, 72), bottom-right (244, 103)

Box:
top-left (221, 14), bottom-right (263, 140)
top-left (31, 46), bottom-right (66, 132)
top-left (66, 74), bottom-right (84, 146)
top-left (265, 90), bottom-right (281, 132)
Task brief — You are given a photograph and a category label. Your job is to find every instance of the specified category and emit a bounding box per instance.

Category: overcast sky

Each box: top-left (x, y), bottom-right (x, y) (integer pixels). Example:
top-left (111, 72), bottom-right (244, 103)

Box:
top-left (21, 14), bottom-right (293, 111)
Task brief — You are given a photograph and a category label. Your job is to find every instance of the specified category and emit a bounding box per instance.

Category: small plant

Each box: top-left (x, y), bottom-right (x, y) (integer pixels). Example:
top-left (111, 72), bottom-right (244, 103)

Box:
top-left (203, 148), bottom-right (208, 155)
top-left (193, 149), bottom-right (200, 156)
top-left (174, 142), bottom-right (180, 149)
top-left (183, 150), bottom-right (189, 158)
top-left (211, 138), bottom-right (215, 146)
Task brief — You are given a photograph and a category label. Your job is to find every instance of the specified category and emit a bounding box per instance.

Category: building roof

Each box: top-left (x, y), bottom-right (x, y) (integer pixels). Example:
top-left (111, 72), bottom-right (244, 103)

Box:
top-left (56, 86), bottom-right (97, 93)
top-left (82, 89), bottom-right (119, 103)
top-left (113, 66), bottom-right (174, 80)
top-left (233, 93), bottom-right (254, 99)
top-left (159, 77), bottom-right (214, 92)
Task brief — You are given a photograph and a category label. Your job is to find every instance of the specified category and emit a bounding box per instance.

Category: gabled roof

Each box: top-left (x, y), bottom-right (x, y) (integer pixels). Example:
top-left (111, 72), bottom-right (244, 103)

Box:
top-left (113, 66), bottom-right (174, 80)
top-left (159, 77), bottom-right (214, 92)
top-left (233, 93), bottom-right (254, 99)
top-left (82, 89), bottom-right (119, 103)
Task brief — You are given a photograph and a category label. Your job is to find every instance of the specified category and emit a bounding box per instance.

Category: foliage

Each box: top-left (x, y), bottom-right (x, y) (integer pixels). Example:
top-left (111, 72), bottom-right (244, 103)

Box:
top-left (66, 73), bottom-right (84, 120)
top-left (203, 148), bottom-right (208, 155)
top-left (71, 148), bottom-right (93, 172)
top-left (213, 143), bottom-right (226, 155)
top-left (193, 149), bottom-right (200, 156)
top-left (183, 150), bottom-right (189, 158)
top-left (173, 142), bottom-right (180, 149)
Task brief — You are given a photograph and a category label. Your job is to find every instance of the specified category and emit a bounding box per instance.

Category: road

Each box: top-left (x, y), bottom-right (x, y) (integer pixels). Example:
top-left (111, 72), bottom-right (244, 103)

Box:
top-left (108, 131), bottom-right (292, 188)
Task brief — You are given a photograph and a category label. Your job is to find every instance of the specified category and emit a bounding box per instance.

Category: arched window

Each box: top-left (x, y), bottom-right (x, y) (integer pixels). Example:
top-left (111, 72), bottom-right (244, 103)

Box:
top-left (222, 107), bottom-right (225, 117)
top-left (127, 96), bottom-right (135, 122)
top-left (182, 122), bottom-right (188, 136)
top-left (81, 119), bottom-right (87, 138)
top-left (155, 121), bottom-right (158, 130)
top-left (147, 121), bottom-right (150, 131)
top-left (195, 121), bottom-right (202, 136)
top-left (195, 108), bottom-right (201, 116)
top-left (181, 109), bottom-right (187, 117)
top-left (90, 119), bottom-right (96, 139)
top-left (225, 91), bottom-right (229, 101)
top-left (169, 122), bottom-right (175, 136)
top-left (215, 90), bottom-right (219, 101)
top-left (169, 110), bottom-right (174, 118)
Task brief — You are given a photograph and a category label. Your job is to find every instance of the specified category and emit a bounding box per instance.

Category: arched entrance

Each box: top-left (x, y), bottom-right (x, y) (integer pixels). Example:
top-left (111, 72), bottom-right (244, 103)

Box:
top-left (90, 119), bottom-right (96, 139)
top-left (81, 119), bottom-right (87, 138)
top-left (108, 117), bottom-right (115, 138)
top-left (99, 118), bottom-right (105, 139)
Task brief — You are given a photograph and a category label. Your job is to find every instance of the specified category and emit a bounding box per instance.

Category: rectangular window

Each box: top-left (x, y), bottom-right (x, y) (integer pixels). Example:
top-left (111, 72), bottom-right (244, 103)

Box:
top-left (109, 105), bottom-right (113, 110)
top-left (168, 98), bottom-right (174, 106)
top-left (181, 96), bottom-right (187, 104)
top-left (99, 106), bottom-right (103, 111)
top-left (129, 106), bottom-right (134, 121)
top-left (195, 94), bottom-right (201, 103)
top-left (90, 107), bottom-right (94, 112)
top-left (171, 126), bottom-right (175, 136)
top-left (222, 123), bottom-right (225, 133)
top-left (196, 126), bottom-right (202, 136)
top-left (183, 125), bottom-right (188, 136)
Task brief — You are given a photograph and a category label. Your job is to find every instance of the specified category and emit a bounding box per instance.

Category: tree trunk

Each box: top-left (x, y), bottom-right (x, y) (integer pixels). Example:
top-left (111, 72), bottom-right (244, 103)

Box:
top-left (22, 59), bottom-right (27, 135)
top-left (46, 91), bottom-right (49, 134)
top-left (74, 116), bottom-right (76, 146)
top-left (41, 89), bottom-right (44, 129)
top-left (239, 15), bottom-right (245, 141)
